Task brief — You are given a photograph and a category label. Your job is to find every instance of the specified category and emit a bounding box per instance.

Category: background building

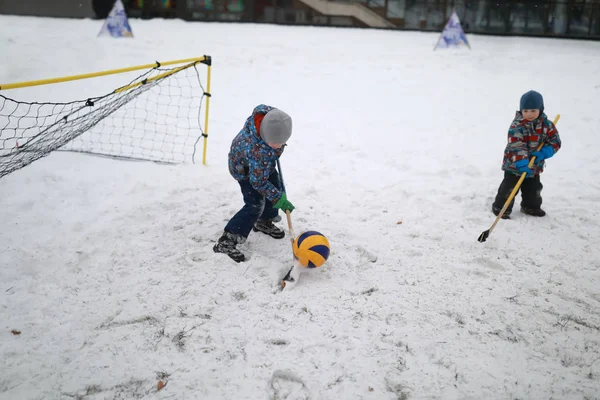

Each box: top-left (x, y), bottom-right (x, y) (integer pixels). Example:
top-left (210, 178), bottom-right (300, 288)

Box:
top-left (1, 0), bottom-right (599, 38)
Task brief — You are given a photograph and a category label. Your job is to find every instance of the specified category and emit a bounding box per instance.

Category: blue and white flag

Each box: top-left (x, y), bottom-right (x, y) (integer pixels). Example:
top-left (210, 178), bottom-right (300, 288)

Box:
top-left (98, 0), bottom-right (134, 38)
top-left (434, 11), bottom-right (470, 50)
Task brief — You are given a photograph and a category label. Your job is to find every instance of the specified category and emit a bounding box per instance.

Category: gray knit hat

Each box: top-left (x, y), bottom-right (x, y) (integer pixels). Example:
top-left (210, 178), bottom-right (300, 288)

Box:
top-left (260, 109), bottom-right (292, 144)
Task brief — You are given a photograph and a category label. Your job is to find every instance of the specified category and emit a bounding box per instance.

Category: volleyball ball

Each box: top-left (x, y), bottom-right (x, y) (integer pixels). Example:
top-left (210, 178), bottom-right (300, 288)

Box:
top-left (292, 231), bottom-right (330, 268)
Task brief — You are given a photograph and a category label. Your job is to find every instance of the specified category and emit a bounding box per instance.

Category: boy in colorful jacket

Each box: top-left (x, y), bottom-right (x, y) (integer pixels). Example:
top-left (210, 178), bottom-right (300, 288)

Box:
top-left (492, 90), bottom-right (561, 218)
top-left (213, 104), bottom-right (295, 262)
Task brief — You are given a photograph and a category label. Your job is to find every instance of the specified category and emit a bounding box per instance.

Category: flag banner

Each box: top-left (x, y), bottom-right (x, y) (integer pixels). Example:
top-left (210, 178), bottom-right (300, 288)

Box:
top-left (434, 11), bottom-right (470, 50)
top-left (98, 0), bottom-right (134, 38)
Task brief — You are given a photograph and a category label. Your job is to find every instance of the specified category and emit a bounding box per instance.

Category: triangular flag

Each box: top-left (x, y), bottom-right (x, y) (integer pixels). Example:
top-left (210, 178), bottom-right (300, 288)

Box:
top-left (434, 11), bottom-right (470, 50)
top-left (98, 0), bottom-right (134, 38)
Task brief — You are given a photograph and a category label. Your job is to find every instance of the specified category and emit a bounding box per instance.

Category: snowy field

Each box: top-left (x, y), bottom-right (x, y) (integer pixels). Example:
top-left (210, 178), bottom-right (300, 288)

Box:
top-left (1, 15), bottom-right (600, 400)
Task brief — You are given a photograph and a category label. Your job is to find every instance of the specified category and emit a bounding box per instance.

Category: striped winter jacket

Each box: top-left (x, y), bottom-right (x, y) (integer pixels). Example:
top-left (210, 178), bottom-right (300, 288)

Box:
top-left (502, 111), bottom-right (561, 176)
top-left (228, 104), bottom-right (285, 204)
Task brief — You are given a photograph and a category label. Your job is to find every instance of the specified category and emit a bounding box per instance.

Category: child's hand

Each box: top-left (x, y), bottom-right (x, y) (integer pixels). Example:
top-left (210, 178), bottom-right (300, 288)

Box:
top-left (274, 192), bottom-right (295, 213)
top-left (514, 159), bottom-right (533, 177)
top-left (531, 145), bottom-right (554, 163)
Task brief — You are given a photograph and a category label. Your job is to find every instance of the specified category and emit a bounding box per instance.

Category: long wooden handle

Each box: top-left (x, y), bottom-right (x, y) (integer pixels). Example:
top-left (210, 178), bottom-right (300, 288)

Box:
top-left (285, 210), bottom-right (295, 245)
top-left (280, 210), bottom-right (298, 289)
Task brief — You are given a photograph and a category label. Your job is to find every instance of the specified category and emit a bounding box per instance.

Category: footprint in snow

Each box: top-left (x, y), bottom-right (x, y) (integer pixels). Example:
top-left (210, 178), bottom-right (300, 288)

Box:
top-left (269, 370), bottom-right (311, 400)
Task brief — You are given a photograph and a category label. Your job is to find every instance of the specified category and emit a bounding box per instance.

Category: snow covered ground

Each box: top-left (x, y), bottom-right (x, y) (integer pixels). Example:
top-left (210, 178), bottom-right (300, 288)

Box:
top-left (1, 15), bottom-right (600, 400)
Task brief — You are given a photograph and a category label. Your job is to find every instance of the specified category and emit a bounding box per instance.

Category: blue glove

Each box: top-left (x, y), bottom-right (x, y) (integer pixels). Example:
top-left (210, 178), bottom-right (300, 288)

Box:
top-left (514, 159), bottom-right (533, 177)
top-left (531, 145), bottom-right (554, 163)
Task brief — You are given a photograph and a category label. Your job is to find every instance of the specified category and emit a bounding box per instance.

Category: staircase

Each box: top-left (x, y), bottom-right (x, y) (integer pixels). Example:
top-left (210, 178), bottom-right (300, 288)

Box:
top-left (297, 0), bottom-right (396, 28)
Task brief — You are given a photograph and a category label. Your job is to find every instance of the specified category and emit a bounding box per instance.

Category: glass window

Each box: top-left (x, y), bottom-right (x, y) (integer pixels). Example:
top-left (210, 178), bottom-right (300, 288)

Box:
top-left (510, 3), bottom-right (527, 33)
top-left (132, 0), bottom-right (176, 8)
top-left (264, 6), bottom-right (275, 22)
top-left (568, 0), bottom-right (594, 35)
top-left (548, 1), bottom-right (568, 34)
top-left (593, 8), bottom-right (600, 36)
top-left (425, 0), bottom-right (444, 30)
top-left (188, 0), bottom-right (215, 11)
top-left (227, 0), bottom-right (244, 12)
top-left (523, 3), bottom-right (550, 34)
top-left (474, 0), bottom-right (510, 34)
top-left (386, 0), bottom-right (405, 20)
top-left (312, 15), bottom-right (328, 25)
top-left (403, 0), bottom-right (425, 29)
top-left (508, 2), bottom-right (549, 34)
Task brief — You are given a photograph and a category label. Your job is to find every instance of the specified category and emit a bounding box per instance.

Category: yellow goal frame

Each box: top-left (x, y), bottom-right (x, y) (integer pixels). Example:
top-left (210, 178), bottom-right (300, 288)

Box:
top-left (0, 56), bottom-right (212, 165)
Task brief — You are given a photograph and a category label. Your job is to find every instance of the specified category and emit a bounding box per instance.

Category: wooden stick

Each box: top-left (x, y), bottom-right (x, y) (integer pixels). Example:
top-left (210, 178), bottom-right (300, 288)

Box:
top-left (280, 210), bottom-right (298, 289)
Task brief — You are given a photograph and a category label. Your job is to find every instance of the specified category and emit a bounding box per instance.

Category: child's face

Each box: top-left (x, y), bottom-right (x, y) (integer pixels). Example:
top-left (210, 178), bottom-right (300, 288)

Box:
top-left (268, 142), bottom-right (286, 149)
top-left (522, 109), bottom-right (540, 121)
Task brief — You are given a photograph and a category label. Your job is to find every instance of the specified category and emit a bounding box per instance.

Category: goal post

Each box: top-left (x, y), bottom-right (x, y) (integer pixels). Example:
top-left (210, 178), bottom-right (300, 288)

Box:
top-left (0, 56), bottom-right (212, 180)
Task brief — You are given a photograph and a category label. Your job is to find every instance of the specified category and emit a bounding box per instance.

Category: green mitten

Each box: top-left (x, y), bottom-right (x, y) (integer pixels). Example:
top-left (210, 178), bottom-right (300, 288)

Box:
top-left (274, 192), bottom-right (295, 213)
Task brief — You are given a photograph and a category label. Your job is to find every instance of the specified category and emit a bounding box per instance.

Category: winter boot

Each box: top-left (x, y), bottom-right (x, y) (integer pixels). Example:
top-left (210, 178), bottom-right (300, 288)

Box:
top-left (252, 219), bottom-right (285, 239)
top-left (492, 206), bottom-right (511, 219)
top-left (521, 207), bottom-right (546, 217)
top-left (213, 231), bottom-right (246, 262)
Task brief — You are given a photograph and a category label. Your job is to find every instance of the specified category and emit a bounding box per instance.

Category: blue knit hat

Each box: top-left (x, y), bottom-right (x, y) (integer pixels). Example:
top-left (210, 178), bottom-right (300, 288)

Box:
top-left (520, 90), bottom-right (544, 113)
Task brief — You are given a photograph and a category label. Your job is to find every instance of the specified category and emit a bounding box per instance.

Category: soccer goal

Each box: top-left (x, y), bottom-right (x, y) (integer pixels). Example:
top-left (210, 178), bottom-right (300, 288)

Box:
top-left (0, 56), bottom-right (212, 180)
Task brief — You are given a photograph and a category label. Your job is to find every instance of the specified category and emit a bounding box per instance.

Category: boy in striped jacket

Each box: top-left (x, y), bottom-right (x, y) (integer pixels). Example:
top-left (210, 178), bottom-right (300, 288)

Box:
top-left (492, 90), bottom-right (561, 218)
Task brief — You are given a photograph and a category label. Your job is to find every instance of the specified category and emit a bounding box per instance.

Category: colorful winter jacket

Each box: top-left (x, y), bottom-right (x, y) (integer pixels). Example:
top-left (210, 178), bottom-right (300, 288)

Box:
top-left (228, 104), bottom-right (285, 204)
top-left (502, 111), bottom-right (561, 176)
